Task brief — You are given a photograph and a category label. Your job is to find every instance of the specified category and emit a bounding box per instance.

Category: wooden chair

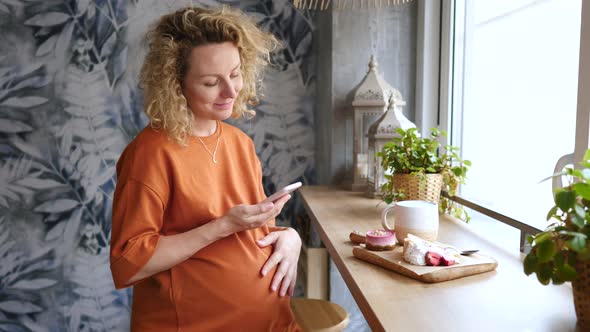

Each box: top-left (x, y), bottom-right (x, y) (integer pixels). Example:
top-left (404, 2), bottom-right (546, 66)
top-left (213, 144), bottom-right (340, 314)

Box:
top-left (290, 298), bottom-right (349, 332)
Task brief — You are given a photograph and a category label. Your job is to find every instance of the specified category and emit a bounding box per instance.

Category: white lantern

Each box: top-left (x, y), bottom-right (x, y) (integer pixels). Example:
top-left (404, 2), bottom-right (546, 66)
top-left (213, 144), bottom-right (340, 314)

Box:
top-left (366, 90), bottom-right (415, 198)
top-left (351, 55), bottom-right (396, 191)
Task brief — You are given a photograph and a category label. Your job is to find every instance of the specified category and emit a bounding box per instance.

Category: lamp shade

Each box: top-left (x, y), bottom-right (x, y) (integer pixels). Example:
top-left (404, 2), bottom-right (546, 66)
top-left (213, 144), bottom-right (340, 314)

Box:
top-left (366, 93), bottom-right (415, 198)
top-left (351, 55), bottom-right (397, 191)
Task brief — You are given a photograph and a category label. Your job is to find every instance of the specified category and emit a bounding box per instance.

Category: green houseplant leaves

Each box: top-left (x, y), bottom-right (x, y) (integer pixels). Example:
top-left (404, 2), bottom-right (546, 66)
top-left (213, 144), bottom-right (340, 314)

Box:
top-left (377, 127), bottom-right (471, 221)
top-left (524, 149), bottom-right (590, 285)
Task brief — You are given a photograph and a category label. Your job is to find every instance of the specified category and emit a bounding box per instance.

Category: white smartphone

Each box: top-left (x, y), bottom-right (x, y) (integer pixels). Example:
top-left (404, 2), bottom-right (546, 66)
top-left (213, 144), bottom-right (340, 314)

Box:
top-left (262, 182), bottom-right (302, 203)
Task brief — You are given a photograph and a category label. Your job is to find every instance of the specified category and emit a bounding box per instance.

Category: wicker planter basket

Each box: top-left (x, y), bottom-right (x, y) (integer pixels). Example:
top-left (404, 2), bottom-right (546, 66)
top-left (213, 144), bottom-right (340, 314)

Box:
top-left (391, 173), bottom-right (443, 204)
top-left (573, 260), bottom-right (590, 329)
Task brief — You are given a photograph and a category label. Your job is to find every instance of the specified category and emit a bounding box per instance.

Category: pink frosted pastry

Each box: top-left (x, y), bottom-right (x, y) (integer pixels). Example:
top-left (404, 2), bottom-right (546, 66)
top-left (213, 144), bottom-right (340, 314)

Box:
top-left (365, 230), bottom-right (396, 251)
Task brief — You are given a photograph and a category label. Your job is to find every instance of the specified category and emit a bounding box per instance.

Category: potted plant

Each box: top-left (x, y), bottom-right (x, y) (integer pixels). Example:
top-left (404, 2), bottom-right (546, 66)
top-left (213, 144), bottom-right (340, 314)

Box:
top-left (523, 150), bottom-right (590, 328)
top-left (377, 127), bottom-right (471, 222)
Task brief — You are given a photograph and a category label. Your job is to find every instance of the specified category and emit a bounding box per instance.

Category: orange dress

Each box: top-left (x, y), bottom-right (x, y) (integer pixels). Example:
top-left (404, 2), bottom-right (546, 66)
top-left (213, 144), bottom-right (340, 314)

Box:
top-left (110, 122), bottom-right (301, 331)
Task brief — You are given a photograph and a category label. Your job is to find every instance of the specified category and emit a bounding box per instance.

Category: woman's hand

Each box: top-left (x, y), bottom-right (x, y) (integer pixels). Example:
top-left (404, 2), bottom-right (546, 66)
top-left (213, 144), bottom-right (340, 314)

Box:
top-left (218, 195), bottom-right (292, 236)
top-left (256, 227), bottom-right (302, 297)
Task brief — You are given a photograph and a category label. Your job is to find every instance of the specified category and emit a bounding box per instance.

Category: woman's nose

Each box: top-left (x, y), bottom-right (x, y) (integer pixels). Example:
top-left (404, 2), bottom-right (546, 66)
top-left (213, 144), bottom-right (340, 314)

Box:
top-left (221, 80), bottom-right (238, 99)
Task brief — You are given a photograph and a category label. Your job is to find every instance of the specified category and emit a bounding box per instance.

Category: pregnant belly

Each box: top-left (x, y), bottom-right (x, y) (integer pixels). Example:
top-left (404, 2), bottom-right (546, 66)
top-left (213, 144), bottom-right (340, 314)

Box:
top-left (170, 233), bottom-right (292, 329)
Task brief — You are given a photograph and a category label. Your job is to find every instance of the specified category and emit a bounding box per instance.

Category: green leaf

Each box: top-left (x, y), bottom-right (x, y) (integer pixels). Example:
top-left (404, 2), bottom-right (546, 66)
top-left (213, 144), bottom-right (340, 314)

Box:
top-left (573, 183), bottom-right (590, 201)
top-left (527, 234), bottom-right (534, 244)
top-left (554, 226), bottom-right (568, 232)
top-left (546, 206), bottom-right (558, 221)
top-left (540, 171), bottom-right (566, 184)
top-left (463, 160), bottom-right (472, 166)
top-left (584, 149), bottom-right (590, 162)
top-left (555, 263), bottom-right (578, 281)
top-left (575, 204), bottom-right (587, 219)
top-left (554, 253), bottom-right (565, 268)
top-left (567, 234), bottom-right (587, 253)
top-left (571, 215), bottom-right (585, 229)
top-left (536, 240), bottom-right (557, 263)
top-left (551, 274), bottom-right (565, 285)
top-left (533, 231), bottom-right (552, 245)
top-left (569, 169), bottom-right (584, 179)
top-left (568, 253), bottom-right (577, 266)
top-left (536, 263), bottom-right (553, 285)
top-left (523, 253), bottom-right (538, 275)
top-left (558, 230), bottom-right (585, 237)
top-left (555, 190), bottom-right (576, 212)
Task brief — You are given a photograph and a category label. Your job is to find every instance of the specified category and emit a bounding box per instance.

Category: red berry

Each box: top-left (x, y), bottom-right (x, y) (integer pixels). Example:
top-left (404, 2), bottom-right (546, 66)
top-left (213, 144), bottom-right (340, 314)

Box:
top-left (441, 255), bottom-right (457, 266)
top-left (425, 251), bottom-right (442, 266)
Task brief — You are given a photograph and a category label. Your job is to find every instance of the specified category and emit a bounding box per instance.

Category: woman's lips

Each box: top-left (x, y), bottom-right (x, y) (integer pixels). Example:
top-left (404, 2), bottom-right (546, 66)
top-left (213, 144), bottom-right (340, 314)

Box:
top-left (213, 100), bottom-right (233, 110)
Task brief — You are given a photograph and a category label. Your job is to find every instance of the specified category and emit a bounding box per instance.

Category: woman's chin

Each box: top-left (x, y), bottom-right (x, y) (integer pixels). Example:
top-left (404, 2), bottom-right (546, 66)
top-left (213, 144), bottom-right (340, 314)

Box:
top-left (214, 108), bottom-right (234, 120)
top-left (192, 107), bottom-right (234, 121)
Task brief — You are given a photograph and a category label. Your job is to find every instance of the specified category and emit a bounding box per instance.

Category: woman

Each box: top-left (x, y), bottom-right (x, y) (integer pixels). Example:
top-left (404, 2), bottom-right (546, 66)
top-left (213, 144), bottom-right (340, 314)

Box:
top-left (110, 6), bottom-right (302, 331)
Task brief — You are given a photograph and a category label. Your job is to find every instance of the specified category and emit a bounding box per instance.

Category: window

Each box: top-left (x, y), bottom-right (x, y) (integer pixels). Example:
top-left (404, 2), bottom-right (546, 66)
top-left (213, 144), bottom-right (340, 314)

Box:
top-left (447, 0), bottom-right (583, 237)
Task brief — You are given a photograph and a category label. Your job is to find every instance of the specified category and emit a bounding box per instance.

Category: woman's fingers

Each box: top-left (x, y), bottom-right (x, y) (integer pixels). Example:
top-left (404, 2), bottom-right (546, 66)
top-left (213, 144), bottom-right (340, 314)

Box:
top-left (243, 202), bottom-right (274, 217)
top-left (273, 194), bottom-right (291, 206)
top-left (261, 251), bottom-right (283, 277)
top-left (246, 194), bottom-right (291, 225)
top-left (269, 194), bottom-right (291, 218)
top-left (256, 231), bottom-right (279, 248)
top-left (279, 267), bottom-right (294, 296)
top-left (276, 263), bottom-right (297, 297)
top-left (222, 195), bottom-right (293, 235)
top-left (272, 260), bottom-right (289, 294)
top-left (258, 228), bottom-right (302, 297)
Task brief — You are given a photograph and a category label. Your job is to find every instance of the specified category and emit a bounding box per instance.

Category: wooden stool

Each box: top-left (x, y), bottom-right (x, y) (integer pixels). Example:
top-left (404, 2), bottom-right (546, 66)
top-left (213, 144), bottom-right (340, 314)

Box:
top-left (290, 298), bottom-right (349, 332)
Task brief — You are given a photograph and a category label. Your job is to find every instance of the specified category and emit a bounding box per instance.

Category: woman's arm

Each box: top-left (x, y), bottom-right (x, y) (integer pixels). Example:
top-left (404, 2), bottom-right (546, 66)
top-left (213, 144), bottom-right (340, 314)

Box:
top-left (126, 195), bottom-right (292, 285)
top-left (126, 217), bottom-right (230, 284)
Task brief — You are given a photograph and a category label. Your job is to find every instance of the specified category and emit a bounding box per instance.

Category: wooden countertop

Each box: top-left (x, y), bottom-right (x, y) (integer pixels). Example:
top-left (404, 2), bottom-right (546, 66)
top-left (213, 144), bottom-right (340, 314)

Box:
top-left (300, 186), bottom-right (579, 332)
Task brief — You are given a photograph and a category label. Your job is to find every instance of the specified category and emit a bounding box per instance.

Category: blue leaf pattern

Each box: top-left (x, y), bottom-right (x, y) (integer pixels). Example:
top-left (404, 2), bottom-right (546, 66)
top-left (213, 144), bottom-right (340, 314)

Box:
top-left (0, 0), bottom-right (315, 330)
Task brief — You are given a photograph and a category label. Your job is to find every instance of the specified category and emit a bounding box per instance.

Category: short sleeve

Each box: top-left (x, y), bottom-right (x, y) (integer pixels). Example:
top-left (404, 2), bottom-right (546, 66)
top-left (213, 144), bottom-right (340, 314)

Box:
top-left (109, 179), bottom-right (164, 289)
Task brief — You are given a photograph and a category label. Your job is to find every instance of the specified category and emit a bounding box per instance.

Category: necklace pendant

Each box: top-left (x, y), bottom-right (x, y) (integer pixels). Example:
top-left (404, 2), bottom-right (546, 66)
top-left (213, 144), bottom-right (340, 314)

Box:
top-left (196, 120), bottom-right (222, 165)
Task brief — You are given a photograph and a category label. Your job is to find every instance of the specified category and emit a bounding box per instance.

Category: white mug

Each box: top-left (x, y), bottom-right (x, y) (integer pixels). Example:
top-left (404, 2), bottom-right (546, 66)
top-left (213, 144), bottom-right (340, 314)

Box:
top-left (381, 200), bottom-right (439, 243)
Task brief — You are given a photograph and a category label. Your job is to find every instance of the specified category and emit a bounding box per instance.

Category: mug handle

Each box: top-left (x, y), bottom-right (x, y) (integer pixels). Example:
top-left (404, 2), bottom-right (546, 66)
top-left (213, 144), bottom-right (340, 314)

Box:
top-left (381, 203), bottom-right (396, 231)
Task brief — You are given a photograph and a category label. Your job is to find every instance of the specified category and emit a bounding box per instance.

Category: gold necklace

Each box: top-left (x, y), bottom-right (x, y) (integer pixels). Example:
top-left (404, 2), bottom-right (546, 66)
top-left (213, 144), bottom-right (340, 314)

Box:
top-left (196, 121), bottom-right (222, 164)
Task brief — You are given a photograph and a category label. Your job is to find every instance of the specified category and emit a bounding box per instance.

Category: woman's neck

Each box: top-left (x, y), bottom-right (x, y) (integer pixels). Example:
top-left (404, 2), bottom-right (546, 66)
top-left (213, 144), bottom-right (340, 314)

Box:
top-left (191, 119), bottom-right (218, 137)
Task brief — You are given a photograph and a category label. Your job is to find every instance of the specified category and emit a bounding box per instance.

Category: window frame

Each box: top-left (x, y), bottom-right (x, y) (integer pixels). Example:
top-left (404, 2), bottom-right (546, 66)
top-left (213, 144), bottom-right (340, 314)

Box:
top-left (416, 0), bottom-right (590, 251)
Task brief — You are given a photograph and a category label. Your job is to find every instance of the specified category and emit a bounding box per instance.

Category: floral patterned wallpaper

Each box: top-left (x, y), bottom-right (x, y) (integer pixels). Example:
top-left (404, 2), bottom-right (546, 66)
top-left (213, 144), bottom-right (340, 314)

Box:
top-left (0, 0), bottom-right (315, 330)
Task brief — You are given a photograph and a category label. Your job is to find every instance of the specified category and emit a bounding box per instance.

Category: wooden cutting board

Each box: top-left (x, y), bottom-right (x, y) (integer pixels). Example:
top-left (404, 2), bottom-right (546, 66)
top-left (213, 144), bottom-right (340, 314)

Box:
top-left (353, 245), bottom-right (498, 283)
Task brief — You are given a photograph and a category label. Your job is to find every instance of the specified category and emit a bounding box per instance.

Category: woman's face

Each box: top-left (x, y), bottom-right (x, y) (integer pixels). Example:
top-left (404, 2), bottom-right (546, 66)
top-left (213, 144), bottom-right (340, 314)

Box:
top-left (182, 42), bottom-right (243, 124)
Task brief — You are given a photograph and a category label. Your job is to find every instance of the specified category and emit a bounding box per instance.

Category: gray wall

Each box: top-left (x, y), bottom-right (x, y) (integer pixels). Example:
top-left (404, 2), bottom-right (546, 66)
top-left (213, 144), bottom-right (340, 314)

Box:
top-left (315, 4), bottom-right (418, 185)
top-left (312, 4), bottom-right (418, 331)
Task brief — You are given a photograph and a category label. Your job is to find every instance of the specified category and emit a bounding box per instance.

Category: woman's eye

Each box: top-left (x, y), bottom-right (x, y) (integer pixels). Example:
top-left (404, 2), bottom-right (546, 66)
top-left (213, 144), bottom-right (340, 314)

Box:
top-left (230, 72), bottom-right (240, 78)
top-left (203, 81), bottom-right (218, 87)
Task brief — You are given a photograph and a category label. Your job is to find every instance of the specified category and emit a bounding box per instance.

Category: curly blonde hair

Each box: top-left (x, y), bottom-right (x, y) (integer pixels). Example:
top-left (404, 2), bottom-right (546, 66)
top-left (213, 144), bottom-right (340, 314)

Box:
top-left (139, 6), bottom-right (280, 145)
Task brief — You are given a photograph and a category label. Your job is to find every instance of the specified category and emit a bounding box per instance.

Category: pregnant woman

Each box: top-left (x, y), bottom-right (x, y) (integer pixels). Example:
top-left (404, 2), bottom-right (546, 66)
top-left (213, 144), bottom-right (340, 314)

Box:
top-left (109, 5), bottom-right (302, 331)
